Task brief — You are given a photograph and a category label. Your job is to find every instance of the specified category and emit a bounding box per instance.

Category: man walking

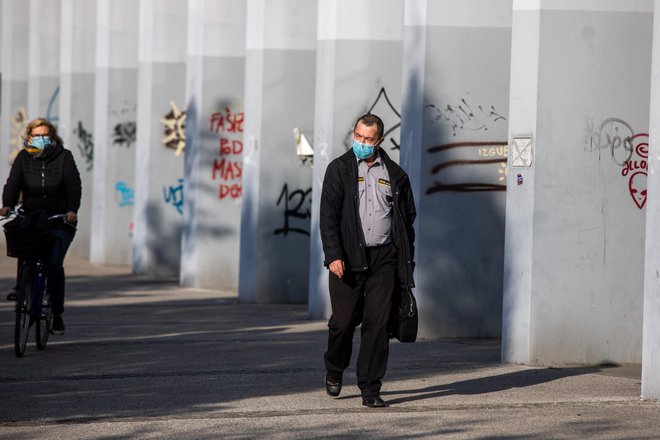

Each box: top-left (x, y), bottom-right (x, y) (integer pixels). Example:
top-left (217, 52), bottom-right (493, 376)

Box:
top-left (320, 113), bottom-right (416, 408)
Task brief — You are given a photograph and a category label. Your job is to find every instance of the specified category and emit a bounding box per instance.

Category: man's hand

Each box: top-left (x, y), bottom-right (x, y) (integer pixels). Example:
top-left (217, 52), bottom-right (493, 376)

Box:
top-left (0, 207), bottom-right (11, 217)
top-left (65, 211), bottom-right (78, 224)
top-left (329, 259), bottom-right (345, 279)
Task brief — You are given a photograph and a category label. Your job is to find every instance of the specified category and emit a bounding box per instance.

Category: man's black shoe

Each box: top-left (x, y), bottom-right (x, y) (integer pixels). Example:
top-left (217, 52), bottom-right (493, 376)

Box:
top-left (6, 288), bottom-right (17, 301)
top-left (362, 395), bottom-right (387, 408)
top-left (325, 374), bottom-right (342, 397)
top-left (52, 315), bottom-right (65, 335)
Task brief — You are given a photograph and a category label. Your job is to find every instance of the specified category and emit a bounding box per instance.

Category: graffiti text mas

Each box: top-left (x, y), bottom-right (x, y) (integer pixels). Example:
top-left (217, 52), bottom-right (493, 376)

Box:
top-left (210, 108), bottom-right (243, 200)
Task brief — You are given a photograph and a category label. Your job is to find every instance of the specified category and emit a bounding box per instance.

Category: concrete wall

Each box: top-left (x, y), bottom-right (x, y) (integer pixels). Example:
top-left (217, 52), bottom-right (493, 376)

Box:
top-left (308, 0), bottom-right (405, 318)
top-left (90, 0), bottom-right (139, 266)
top-left (642, 0), bottom-right (660, 400)
top-left (27, 0), bottom-right (61, 122)
top-left (402, 0), bottom-right (512, 338)
top-left (134, 0), bottom-right (187, 277)
top-left (181, 0), bottom-right (246, 289)
top-left (0, 0), bottom-right (29, 185)
top-left (59, 0), bottom-right (96, 258)
top-left (503, 0), bottom-right (653, 365)
top-left (238, 0), bottom-right (317, 303)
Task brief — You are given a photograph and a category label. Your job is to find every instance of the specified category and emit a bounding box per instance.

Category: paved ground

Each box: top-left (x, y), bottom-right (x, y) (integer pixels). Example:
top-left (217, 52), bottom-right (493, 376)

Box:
top-left (0, 246), bottom-right (659, 439)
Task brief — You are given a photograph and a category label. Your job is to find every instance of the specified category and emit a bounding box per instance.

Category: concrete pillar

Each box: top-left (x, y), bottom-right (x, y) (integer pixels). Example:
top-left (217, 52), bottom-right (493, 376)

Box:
top-left (400, 0), bottom-right (512, 338)
top-left (308, 0), bottom-right (404, 318)
top-left (133, 0), bottom-right (187, 277)
top-left (90, 0), bottom-right (139, 266)
top-left (27, 0), bottom-right (61, 122)
top-left (237, 0), bottom-right (317, 303)
top-left (642, 0), bottom-right (660, 401)
top-left (503, 0), bottom-right (653, 365)
top-left (1, 0), bottom-right (29, 184)
top-left (182, 0), bottom-right (246, 289)
top-left (59, 0), bottom-right (96, 258)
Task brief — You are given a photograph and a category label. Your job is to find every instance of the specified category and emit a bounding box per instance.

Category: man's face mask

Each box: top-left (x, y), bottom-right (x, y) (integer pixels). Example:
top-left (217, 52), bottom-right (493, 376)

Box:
top-left (352, 140), bottom-right (376, 160)
top-left (30, 135), bottom-right (52, 150)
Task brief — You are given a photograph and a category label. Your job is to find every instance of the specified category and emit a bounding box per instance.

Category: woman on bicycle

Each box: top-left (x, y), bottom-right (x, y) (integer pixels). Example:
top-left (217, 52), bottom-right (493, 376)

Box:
top-left (0, 117), bottom-right (82, 335)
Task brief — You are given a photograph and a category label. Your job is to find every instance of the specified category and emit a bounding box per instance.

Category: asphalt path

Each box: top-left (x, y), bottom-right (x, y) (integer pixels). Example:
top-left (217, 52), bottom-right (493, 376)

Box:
top-left (0, 248), bottom-right (658, 439)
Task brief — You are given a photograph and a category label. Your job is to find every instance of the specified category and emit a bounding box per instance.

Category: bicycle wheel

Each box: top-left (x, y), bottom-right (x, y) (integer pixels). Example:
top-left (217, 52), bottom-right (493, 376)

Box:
top-left (14, 266), bottom-right (34, 358)
top-left (36, 289), bottom-right (51, 350)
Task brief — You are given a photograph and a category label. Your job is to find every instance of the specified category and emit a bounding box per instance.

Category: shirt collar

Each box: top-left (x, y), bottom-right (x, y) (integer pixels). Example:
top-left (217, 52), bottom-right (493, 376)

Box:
top-left (356, 150), bottom-right (382, 166)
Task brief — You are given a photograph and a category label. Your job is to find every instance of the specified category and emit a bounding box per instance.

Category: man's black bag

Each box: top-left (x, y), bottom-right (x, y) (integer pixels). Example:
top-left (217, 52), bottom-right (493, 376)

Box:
top-left (3, 210), bottom-right (54, 259)
top-left (389, 287), bottom-right (418, 343)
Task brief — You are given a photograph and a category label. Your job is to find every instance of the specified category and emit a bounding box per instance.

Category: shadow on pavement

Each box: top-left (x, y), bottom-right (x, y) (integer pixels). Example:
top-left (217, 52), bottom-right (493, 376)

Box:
top-left (0, 270), bottom-right (633, 428)
top-left (383, 366), bottom-right (606, 405)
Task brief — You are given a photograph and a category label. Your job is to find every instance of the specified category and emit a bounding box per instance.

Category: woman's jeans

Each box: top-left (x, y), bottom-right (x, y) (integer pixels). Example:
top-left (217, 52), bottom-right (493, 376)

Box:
top-left (47, 228), bottom-right (73, 316)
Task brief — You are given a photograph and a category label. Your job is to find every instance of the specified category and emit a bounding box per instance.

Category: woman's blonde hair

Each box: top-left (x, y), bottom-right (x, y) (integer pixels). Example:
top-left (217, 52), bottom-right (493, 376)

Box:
top-left (22, 118), bottom-right (63, 146)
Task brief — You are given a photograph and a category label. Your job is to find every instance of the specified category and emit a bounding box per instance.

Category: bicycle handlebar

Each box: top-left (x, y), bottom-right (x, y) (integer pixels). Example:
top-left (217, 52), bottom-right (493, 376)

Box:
top-left (1, 210), bottom-right (76, 227)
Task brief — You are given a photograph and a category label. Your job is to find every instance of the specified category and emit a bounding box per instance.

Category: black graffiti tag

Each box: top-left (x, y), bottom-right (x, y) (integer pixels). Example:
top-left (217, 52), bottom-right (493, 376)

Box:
top-left (74, 121), bottom-right (94, 171)
top-left (584, 118), bottom-right (635, 166)
top-left (112, 121), bottom-right (137, 147)
top-left (343, 87), bottom-right (402, 152)
top-left (274, 184), bottom-right (312, 236)
top-left (426, 98), bottom-right (507, 137)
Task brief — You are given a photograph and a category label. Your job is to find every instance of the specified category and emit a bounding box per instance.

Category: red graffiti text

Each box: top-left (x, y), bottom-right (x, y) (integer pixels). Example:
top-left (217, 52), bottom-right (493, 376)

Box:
top-left (622, 133), bottom-right (648, 210)
top-left (209, 107), bottom-right (244, 200)
top-left (210, 108), bottom-right (244, 134)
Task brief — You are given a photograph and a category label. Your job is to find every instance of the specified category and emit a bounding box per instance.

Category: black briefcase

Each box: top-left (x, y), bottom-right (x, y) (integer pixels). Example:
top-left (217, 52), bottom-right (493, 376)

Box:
top-left (389, 287), bottom-right (418, 343)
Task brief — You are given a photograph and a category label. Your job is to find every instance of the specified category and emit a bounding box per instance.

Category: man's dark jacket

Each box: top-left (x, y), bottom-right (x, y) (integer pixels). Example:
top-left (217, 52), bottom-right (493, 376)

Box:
top-left (320, 148), bottom-right (416, 288)
top-left (2, 142), bottom-right (82, 218)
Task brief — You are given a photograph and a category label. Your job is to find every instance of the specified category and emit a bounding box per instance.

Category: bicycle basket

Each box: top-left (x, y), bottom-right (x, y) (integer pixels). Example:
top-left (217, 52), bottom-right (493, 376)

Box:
top-left (3, 211), bottom-right (54, 259)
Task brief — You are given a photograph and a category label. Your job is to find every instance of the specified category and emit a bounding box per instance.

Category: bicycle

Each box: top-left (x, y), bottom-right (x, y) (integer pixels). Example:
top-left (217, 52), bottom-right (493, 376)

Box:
top-left (2, 210), bottom-right (72, 357)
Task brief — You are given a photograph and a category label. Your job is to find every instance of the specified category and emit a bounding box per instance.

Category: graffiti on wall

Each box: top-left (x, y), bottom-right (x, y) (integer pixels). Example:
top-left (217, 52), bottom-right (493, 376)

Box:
top-left (584, 118), bottom-right (635, 166)
top-left (115, 181), bottom-right (135, 207)
top-left (210, 107), bottom-right (244, 200)
top-left (46, 86), bottom-right (60, 125)
top-left (426, 141), bottom-right (508, 194)
top-left (161, 101), bottom-right (186, 156)
top-left (112, 121), bottom-right (137, 147)
top-left (163, 178), bottom-right (185, 215)
top-left (623, 134), bottom-right (648, 209)
top-left (111, 101), bottom-right (137, 148)
top-left (73, 121), bottom-right (94, 172)
top-left (425, 96), bottom-right (507, 137)
top-left (343, 87), bottom-right (401, 152)
top-left (584, 118), bottom-right (648, 210)
top-left (9, 106), bottom-right (28, 164)
top-left (274, 184), bottom-right (312, 236)
top-left (112, 101), bottom-right (137, 118)
top-left (367, 87), bottom-right (401, 151)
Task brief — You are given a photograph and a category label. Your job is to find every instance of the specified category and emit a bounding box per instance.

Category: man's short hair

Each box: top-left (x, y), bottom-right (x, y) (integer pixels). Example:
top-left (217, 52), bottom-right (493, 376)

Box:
top-left (355, 113), bottom-right (384, 139)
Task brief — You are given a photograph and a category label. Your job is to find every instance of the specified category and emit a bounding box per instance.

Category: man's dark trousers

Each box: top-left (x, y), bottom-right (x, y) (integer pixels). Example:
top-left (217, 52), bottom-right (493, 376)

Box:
top-left (324, 243), bottom-right (398, 397)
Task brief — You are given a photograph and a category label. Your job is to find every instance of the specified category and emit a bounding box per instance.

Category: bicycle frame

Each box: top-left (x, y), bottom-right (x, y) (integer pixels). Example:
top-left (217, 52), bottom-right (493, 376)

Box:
top-left (3, 209), bottom-right (73, 356)
top-left (24, 257), bottom-right (48, 322)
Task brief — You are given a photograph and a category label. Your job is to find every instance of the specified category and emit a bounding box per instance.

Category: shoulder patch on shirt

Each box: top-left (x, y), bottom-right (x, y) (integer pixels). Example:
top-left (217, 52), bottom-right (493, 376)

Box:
top-left (357, 177), bottom-right (365, 183)
top-left (377, 178), bottom-right (390, 187)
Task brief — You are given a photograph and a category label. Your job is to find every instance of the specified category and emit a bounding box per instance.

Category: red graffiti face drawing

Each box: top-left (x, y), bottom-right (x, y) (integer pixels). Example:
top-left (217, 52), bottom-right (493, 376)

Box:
top-left (629, 171), bottom-right (647, 209)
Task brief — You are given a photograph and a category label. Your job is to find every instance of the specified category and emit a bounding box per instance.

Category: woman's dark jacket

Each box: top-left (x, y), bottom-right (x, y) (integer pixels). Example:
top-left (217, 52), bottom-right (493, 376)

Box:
top-left (2, 143), bottom-right (82, 219)
top-left (320, 148), bottom-right (416, 288)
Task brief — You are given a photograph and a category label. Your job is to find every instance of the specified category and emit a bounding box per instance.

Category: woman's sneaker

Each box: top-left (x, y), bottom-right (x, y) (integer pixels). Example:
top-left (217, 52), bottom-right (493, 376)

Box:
top-left (52, 315), bottom-right (65, 335)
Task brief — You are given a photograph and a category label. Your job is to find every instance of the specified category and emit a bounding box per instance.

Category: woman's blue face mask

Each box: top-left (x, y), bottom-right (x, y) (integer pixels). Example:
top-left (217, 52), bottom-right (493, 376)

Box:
top-left (30, 135), bottom-right (52, 150)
